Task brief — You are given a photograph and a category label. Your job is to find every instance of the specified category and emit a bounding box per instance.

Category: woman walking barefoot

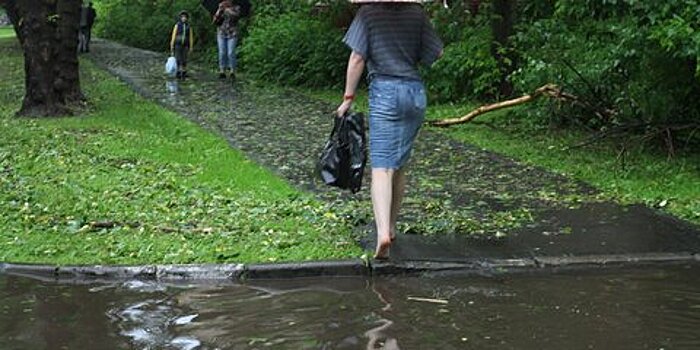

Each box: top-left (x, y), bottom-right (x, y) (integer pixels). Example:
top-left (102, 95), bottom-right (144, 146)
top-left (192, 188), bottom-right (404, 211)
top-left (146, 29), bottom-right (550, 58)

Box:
top-left (337, 0), bottom-right (443, 259)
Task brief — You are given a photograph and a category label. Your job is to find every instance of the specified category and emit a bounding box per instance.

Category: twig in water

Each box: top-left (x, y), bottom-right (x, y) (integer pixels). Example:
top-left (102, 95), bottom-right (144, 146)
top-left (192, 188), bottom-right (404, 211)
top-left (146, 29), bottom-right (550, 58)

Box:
top-left (407, 296), bottom-right (449, 305)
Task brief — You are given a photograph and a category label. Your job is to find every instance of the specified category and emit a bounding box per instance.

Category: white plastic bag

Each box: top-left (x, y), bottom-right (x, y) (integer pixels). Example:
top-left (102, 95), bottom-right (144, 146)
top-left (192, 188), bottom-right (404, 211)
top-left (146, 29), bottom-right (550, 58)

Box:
top-left (165, 56), bottom-right (177, 77)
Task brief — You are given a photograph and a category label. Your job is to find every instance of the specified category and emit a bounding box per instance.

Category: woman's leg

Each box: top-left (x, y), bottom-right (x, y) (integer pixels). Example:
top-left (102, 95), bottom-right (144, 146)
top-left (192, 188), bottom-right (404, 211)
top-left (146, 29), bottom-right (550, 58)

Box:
top-left (390, 168), bottom-right (407, 240)
top-left (227, 37), bottom-right (237, 75)
top-left (217, 34), bottom-right (227, 74)
top-left (372, 168), bottom-right (394, 259)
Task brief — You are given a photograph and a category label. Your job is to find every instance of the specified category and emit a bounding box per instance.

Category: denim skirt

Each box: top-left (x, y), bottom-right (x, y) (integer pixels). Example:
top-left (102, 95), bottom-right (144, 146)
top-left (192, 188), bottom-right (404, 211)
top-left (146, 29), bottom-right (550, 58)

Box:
top-left (368, 77), bottom-right (427, 169)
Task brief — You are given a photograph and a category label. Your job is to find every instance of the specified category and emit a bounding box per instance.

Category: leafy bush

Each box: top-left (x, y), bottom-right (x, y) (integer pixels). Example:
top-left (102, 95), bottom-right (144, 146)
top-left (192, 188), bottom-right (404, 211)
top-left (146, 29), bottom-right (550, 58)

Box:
top-left (510, 2), bottom-right (700, 150)
top-left (424, 28), bottom-right (500, 103)
top-left (428, 1), bottom-right (485, 45)
top-left (239, 12), bottom-right (348, 87)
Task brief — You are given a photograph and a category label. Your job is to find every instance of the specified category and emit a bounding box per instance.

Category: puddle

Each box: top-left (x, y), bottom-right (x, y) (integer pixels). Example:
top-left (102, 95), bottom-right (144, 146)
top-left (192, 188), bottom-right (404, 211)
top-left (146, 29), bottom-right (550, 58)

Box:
top-left (2, 265), bottom-right (700, 349)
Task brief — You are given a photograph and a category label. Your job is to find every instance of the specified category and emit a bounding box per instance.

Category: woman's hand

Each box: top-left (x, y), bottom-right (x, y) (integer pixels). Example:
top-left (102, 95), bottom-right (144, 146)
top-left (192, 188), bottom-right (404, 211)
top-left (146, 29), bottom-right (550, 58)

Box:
top-left (336, 99), bottom-right (353, 118)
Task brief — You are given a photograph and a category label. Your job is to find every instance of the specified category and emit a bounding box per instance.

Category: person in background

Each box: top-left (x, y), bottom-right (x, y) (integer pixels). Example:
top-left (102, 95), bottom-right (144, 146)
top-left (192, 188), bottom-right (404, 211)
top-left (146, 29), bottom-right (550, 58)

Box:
top-left (213, 0), bottom-right (241, 80)
top-left (84, 2), bottom-right (97, 52)
top-left (78, 3), bottom-right (89, 53)
top-left (336, 0), bottom-right (443, 259)
top-left (170, 10), bottom-right (194, 80)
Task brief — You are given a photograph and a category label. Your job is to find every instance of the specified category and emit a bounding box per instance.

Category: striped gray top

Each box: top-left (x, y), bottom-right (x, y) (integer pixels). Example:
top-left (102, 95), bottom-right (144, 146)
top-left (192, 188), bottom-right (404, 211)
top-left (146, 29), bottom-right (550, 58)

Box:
top-left (343, 4), bottom-right (443, 81)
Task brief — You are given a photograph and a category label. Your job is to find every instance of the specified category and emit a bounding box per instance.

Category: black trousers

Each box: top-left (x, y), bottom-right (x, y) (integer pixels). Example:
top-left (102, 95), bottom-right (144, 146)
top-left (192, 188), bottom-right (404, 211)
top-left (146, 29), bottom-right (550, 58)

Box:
top-left (173, 46), bottom-right (189, 70)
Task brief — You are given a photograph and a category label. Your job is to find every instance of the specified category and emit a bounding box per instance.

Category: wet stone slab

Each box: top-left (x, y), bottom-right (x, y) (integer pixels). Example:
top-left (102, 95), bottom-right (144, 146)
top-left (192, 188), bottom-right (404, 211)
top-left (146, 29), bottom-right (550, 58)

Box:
top-left (87, 39), bottom-right (700, 263)
top-left (363, 202), bottom-right (700, 263)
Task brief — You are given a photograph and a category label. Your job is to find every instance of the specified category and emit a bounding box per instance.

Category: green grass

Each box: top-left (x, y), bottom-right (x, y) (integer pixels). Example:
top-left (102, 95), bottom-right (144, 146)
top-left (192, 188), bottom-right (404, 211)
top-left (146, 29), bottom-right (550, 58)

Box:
top-left (0, 26), bottom-right (14, 39)
top-left (0, 38), bottom-right (363, 265)
top-left (303, 87), bottom-right (700, 226)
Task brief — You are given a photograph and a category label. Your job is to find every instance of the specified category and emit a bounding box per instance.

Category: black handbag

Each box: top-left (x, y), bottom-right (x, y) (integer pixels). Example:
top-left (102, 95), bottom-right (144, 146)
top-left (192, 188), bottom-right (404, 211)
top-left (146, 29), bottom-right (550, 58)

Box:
top-left (317, 112), bottom-right (367, 193)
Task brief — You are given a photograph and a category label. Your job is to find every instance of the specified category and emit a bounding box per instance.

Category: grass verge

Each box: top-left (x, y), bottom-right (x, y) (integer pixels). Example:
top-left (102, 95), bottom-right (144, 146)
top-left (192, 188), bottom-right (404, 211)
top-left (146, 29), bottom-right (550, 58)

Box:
top-left (0, 26), bottom-right (14, 39)
top-left (303, 87), bottom-right (700, 226)
top-left (0, 38), bottom-right (363, 265)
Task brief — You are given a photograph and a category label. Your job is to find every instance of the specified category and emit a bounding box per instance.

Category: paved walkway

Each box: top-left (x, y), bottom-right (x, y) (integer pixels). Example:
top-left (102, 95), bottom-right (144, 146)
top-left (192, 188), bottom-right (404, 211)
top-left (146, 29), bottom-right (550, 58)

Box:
top-left (87, 39), bottom-right (700, 265)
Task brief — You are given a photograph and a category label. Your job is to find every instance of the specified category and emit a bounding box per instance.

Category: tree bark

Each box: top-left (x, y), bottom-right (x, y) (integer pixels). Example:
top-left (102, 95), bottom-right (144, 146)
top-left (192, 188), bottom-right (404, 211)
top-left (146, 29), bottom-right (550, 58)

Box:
top-left (1, 0), bottom-right (83, 117)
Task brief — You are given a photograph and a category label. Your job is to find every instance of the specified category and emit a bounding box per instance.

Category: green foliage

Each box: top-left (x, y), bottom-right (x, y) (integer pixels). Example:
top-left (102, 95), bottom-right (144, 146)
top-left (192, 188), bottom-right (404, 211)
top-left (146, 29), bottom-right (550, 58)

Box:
top-left (246, 0), bottom-right (316, 19)
top-left (553, 1), bottom-right (700, 74)
top-left (643, 1), bottom-right (700, 77)
top-left (239, 12), bottom-right (347, 87)
top-left (510, 1), bottom-right (700, 149)
top-left (428, 1), bottom-right (487, 45)
top-left (0, 26), bottom-right (14, 39)
top-left (424, 28), bottom-right (500, 103)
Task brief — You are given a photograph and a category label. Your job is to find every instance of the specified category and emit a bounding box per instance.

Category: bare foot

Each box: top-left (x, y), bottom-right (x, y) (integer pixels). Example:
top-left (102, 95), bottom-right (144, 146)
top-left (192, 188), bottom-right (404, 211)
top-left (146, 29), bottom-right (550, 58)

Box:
top-left (374, 236), bottom-right (392, 260)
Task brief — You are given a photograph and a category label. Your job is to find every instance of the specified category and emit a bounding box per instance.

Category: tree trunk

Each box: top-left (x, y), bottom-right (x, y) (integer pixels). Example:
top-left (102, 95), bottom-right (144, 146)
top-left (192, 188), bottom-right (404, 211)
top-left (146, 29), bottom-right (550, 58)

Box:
top-left (1, 0), bottom-right (83, 117)
top-left (491, 0), bottom-right (516, 97)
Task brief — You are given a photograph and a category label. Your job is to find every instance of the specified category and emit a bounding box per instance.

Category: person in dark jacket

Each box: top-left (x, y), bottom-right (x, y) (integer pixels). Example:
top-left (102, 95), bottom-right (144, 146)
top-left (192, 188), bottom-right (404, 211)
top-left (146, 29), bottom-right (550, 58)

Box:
top-left (85, 2), bottom-right (97, 52)
top-left (170, 10), bottom-right (194, 80)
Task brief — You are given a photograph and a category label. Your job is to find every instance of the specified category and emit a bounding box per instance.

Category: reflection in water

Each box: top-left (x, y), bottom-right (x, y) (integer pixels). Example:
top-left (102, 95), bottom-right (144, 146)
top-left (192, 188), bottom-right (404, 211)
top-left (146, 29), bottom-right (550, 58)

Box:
top-left (365, 317), bottom-right (397, 350)
top-left (166, 79), bottom-right (179, 94)
top-left (367, 281), bottom-right (399, 349)
top-left (1, 266), bottom-right (700, 349)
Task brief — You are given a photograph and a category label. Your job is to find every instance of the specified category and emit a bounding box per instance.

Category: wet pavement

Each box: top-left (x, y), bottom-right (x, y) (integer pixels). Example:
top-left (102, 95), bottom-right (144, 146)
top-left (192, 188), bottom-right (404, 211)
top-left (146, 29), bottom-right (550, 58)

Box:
top-left (2, 265), bottom-right (700, 349)
top-left (86, 39), bottom-right (700, 264)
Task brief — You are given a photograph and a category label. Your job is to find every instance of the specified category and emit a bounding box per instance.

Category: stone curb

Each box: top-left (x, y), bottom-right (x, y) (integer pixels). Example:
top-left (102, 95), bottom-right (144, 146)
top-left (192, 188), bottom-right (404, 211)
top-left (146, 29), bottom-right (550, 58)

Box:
top-left (1, 253), bottom-right (698, 283)
top-left (534, 252), bottom-right (697, 268)
top-left (243, 260), bottom-right (368, 279)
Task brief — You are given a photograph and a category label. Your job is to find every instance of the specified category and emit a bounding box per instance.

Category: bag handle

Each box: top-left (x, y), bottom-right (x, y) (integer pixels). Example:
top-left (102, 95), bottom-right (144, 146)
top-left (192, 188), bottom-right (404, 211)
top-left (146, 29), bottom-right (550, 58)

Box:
top-left (328, 112), bottom-right (347, 140)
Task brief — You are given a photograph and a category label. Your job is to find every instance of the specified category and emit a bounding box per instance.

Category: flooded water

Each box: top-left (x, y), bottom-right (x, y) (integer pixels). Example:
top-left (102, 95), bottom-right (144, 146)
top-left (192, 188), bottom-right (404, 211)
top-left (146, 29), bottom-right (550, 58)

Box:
top-left (1, 265), bottom-right (700, 349)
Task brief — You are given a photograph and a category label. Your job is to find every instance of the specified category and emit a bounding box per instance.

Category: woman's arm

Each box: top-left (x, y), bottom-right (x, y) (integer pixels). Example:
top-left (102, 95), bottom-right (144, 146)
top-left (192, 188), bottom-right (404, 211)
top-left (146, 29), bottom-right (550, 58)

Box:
top-left (213, 6), bottom-right (223, 24)
top-left (336, 51), bottom-right (366, 117)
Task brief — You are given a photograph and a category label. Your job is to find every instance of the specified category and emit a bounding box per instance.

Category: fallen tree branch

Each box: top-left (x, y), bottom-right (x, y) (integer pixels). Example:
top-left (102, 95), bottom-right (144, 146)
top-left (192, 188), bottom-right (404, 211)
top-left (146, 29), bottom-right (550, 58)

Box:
top-left (430, 84), bottom-right (615, 128)
top-left (86, 220), bottom-right (141, 231)
top-left (89, 221), bottom-right (117, 229)
top-left (430, 84), bottom-right (561, 127)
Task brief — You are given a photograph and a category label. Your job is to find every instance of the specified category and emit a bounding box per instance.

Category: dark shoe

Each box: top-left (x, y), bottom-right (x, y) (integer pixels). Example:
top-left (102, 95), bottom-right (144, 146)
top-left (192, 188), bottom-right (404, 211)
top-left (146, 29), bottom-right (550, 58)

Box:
top-left (218, 72), bottom-right (226, 79)
top-left (176, 71), bottom-right (182, 79)
top-left (182, 71), bottom-right (188, 79)
top-left (229, 72), bottom-right (236, 81)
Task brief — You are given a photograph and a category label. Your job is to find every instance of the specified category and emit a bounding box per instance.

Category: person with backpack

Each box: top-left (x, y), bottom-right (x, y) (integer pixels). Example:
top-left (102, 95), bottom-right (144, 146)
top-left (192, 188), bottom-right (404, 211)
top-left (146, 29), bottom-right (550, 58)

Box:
top-left (336, 0), bottom-right (443, 260)
top-left (170, 10), bottom-right (194, 80)
top-left (213, 0), bottom-right (241, 80)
